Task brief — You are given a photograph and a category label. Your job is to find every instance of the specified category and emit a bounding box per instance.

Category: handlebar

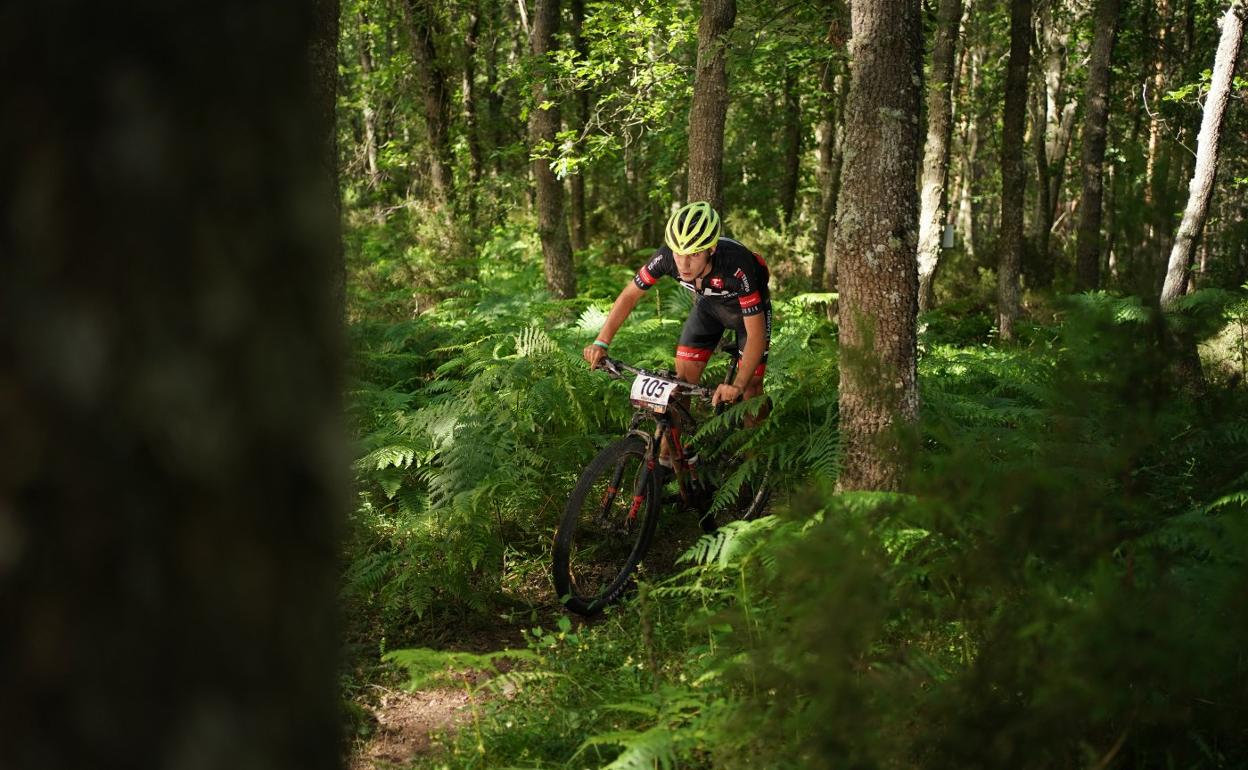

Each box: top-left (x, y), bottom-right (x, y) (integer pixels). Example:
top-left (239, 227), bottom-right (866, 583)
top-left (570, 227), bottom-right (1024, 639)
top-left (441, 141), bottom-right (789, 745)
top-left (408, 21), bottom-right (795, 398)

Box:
top-left (597, 357), bottom-right (716, 401)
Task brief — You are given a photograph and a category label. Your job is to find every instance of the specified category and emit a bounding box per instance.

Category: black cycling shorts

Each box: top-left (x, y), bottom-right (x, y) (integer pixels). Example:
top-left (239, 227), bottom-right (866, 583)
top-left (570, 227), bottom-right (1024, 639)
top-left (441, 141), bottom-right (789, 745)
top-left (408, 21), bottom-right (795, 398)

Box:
top-left (674, 298), bottom-right (772, 377)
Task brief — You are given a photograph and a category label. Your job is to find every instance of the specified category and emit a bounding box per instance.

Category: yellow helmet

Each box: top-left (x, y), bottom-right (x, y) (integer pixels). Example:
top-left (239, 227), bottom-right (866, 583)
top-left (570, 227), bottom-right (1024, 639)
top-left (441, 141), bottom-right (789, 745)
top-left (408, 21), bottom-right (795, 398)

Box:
top-left (664, 201), bottom-right (721, 254)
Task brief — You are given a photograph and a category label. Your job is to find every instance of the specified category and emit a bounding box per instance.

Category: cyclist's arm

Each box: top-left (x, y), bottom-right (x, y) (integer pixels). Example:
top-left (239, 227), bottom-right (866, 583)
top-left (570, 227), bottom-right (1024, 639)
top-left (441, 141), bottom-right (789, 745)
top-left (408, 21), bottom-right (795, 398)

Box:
top-left (583, 282), bottom-right (645, 367)
top-left (732, 312), bottom-right (767, 389)
top-left (712, 312), bottom-right (766, 406)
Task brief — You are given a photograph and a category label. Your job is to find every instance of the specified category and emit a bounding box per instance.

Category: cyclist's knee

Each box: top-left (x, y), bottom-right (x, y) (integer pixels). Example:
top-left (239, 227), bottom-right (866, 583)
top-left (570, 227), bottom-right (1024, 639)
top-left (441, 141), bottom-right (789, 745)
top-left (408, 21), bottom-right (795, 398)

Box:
top-left (675, 358), bottom-right (706, 384)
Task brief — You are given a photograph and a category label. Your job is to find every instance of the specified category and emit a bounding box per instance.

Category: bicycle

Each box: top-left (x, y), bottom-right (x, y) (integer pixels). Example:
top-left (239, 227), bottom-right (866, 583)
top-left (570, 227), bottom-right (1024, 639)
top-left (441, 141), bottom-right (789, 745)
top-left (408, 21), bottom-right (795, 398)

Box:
top-left (552, 342), bottom-right (771, 616)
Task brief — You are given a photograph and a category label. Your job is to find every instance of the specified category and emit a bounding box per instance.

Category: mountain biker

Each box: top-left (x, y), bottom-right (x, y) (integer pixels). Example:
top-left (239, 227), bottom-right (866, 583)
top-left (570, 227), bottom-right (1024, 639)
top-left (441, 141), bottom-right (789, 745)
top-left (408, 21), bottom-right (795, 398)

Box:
top-left (582, 200), bottom-right (771, 416)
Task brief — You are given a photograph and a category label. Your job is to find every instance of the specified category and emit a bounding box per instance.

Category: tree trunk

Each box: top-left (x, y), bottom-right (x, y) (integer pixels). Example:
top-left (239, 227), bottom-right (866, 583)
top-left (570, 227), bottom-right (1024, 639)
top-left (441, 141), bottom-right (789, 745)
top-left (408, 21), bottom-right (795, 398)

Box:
top-left (686, 0), bottom-right (737, 211)
top-left (916, 0), bottom-right (965, 312)
top-left (403, 0), bottom-right (455, 206)
top-left (485, 1), bottom-right (506, 178)
top-left (1027, 79), bottom-right (1053, 288)
top-left (358, 12), bottom-right (381, 187)
top-left (1160, 0), bottom-right (1246, 308)
top-left (0, 2), bottom-right (346, 767)
top-left (1074, 0), bottom-right (1123, 291)
top-left (833, 0), bottom-right (923, 492)
top-left (528, 0), bottom-right (577, 298)
top-left (821, 107), bottom-right (848, 295)
top-left (567, 0), bottom-right (589, 252)
top-left (997, 0), bottom-right (1033, 341)
top-left (812, 55), bottom-right (848, 290)
top-left (1145, 0), bottom-right (1173, 277)
top-left (463, 7), bottom-right (484, 190)
top-left (779, 69), bottom-right (802, 226)
top-left (957, 31), bottom-right (983, 266)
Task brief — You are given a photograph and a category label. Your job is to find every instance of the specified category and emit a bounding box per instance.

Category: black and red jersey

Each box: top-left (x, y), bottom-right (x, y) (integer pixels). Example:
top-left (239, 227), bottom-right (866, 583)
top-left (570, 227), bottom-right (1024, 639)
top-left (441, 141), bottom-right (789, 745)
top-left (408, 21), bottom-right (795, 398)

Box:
top-left (632, 237), bottom-right (771, 317)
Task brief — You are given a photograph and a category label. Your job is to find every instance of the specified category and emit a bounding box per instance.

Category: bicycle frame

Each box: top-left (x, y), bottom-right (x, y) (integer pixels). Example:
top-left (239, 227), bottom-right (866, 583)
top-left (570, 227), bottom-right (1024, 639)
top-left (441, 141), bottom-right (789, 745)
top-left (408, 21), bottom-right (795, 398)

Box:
top-left (606, 352), bottom-right (741, 516)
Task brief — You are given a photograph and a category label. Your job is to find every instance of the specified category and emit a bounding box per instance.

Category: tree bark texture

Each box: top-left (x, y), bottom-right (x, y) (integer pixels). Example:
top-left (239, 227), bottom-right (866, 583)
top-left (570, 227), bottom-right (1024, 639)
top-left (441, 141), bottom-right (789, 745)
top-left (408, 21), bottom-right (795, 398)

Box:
top-left (956, 33), bottom-right (984, 265)
top-left (1027, 3), bottom-right (1081, 289)
top-left (812, 60), bottom-right (848, 290)
top-left (1160, 0), bottom-right (1246, 308)
top-left (528, 0), bottom-right (577, 298)
top-left (833, 0), bottom-right (923, 492)
top-left (997, 0), bottom-right (1033, 341)
top-left (916, 0), bottom-right (965, 312)
top-left (1074, 0), bottom-right (1123, 291)
top-left (0, 3), bottom-right (346, 768)
top-left (567, 0), bottom-right (589, 252)
top-left (686, 0), bottom-right (737, 212)
top-left (357, 12), bottom-right (381, 187)
top-left (404, 0), bottom-right (455, 206)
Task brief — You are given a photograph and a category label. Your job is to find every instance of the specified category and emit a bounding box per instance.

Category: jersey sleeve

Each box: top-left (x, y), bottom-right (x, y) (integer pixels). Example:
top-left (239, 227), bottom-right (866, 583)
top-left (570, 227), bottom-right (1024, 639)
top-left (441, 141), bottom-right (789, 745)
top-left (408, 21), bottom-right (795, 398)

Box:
top-left (633, 249), bottom-right (674, 291)
top-left (734, 253), bottom-right (769, 316)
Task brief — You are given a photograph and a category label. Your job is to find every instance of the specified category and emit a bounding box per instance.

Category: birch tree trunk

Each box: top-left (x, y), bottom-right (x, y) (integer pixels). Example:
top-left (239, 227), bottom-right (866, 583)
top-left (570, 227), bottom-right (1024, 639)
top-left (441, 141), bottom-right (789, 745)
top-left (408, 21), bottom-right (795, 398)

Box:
top-left (687, 0), bottom-right (736, 211)
top-left (957, 33), bottom-right (984, 266)
top-left (529, 0), bottom-right (577, 298)
top-left (1074, 0), bottom-right (1123, 291)
top-left (1160, 0), bottom-right (1246, 308)
top-left (833, 0), bottom-right (923, 492)
top-left (358, 12), bottom-right (381, 187)
top-left (998, 0), bottom-right (1033, 341)
top-left (0, 2), bottom-right (346, 766)
top-left (916, 0), bottom-right (965, 312)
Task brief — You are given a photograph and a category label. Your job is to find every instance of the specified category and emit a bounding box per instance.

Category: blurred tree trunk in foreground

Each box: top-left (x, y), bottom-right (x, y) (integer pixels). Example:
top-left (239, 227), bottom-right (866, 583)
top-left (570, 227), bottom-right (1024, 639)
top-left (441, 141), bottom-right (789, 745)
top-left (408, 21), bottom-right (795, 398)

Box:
top-left (0, 2), bottom-right (346, 768)
top-left (833, 0), bottom-right (923, 491)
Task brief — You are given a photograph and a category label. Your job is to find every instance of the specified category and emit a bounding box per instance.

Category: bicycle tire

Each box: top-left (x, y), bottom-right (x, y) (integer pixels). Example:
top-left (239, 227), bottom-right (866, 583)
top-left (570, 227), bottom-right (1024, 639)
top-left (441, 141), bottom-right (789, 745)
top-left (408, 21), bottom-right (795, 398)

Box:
top-left (553, 434), bottom-right (660, 615)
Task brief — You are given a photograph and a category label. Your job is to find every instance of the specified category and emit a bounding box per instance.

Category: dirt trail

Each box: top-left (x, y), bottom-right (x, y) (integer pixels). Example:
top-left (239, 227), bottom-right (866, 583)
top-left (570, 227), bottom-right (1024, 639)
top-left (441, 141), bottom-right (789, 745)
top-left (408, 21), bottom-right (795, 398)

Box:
top-left (350, 686), bottom-right (474, 769)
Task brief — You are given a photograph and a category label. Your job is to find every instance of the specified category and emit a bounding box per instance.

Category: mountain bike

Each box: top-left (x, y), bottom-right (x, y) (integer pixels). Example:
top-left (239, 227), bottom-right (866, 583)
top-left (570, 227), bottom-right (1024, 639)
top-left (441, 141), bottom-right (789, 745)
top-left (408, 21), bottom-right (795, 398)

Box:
top-left (552, 343), bottom-right (770, 616)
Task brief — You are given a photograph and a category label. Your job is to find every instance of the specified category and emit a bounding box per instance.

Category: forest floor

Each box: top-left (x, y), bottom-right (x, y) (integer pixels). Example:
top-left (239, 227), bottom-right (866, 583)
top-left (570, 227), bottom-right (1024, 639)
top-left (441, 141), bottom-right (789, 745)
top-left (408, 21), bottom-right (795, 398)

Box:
top-left (345, 492), bottom-right (724, 766)
top-left (349, 686), bottom-right (474, 769)
top-left (347, 617), bottom-right (532, 768)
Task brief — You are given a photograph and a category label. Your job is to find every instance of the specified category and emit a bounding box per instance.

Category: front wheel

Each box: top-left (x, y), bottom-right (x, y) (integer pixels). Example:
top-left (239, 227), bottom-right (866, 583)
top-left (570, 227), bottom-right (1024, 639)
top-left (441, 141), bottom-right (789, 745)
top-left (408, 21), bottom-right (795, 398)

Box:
top-left (553, 434), bottom-right (660, 615)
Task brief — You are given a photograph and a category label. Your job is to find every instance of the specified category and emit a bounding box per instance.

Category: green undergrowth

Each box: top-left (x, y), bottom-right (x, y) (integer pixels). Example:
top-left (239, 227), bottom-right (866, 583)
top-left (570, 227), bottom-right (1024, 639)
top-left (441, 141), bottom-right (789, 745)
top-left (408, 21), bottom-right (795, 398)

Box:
top-left (345, 237), bottom-right (1248, 767)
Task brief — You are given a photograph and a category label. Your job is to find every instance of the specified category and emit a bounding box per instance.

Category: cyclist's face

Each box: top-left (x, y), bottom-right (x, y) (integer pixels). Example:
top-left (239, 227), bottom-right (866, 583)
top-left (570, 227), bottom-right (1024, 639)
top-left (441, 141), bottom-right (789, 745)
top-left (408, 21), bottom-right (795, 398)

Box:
top-left (673, 247), bottom-right (713, 281)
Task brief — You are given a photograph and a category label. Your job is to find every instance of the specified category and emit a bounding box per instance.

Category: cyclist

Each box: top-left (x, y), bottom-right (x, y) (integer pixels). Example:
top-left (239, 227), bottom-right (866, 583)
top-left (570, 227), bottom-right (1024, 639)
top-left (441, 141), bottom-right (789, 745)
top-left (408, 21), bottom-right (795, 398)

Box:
top-left (582, 201), bottom-right (771, 414)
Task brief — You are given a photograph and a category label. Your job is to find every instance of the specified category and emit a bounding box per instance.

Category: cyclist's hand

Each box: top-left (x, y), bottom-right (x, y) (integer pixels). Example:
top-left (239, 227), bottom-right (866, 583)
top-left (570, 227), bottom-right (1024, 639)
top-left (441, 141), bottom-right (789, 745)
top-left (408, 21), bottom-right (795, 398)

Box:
top-left (712, 383), bottom-right (744, 407)
top-left (583, 343), bottom-right (607, 370)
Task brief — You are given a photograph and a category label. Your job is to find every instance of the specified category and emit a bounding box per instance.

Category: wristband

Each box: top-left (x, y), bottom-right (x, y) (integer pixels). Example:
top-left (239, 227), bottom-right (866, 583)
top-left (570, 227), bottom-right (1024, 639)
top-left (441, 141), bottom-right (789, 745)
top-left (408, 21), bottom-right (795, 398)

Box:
top-left (593, 340), bottom-right (610, 350)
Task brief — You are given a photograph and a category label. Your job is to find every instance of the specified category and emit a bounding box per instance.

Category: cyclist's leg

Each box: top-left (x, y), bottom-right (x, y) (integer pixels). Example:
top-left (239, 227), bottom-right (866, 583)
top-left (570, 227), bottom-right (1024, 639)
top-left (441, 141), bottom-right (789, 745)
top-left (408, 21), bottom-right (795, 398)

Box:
top-left (663, 300), bottom-right (724, 465)
top-left (674, 298), bottom-right (724, 385)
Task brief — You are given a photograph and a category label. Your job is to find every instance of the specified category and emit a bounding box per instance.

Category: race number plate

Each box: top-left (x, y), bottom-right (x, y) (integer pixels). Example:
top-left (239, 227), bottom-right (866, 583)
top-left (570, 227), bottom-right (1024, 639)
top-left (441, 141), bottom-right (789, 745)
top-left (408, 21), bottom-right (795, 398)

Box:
top-left (629, 373), bottom-right (678, 412)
